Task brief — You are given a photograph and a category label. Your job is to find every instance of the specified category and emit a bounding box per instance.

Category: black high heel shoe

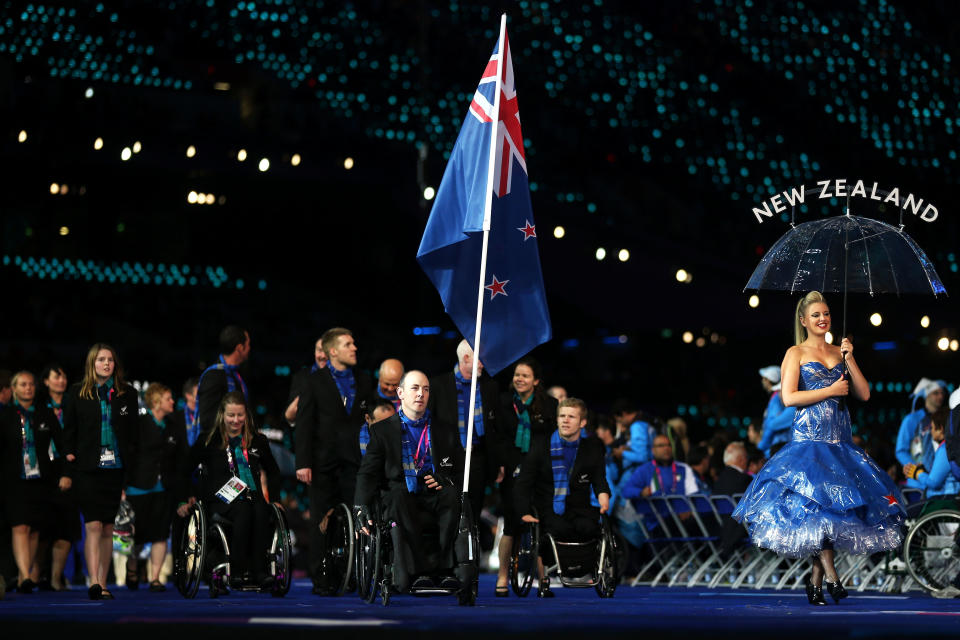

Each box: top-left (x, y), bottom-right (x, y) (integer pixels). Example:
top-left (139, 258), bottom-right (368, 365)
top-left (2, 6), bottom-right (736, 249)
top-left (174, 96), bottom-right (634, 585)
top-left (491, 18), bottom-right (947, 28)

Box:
top-left (805, 579), bottom-right (827, 606)
top-left (824, 579), bottom-right (848, 603)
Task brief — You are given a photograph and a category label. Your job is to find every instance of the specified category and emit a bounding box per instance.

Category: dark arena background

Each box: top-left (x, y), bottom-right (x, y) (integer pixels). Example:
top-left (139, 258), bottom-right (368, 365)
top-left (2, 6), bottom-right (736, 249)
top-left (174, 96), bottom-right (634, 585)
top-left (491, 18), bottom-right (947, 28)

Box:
top-left (2, 1), bottom-right (960, 636)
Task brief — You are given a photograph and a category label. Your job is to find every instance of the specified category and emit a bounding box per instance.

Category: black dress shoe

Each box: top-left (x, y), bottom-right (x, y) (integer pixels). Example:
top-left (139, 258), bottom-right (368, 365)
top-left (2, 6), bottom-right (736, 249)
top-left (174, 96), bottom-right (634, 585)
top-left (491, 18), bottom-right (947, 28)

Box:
top-left (17, 579), bottom-right (36, 594)
top-left (805, 579), bottom-right (827, 606)
top-left (88, 584), bottom-right (102, 600)
top-left (538, 577), bottom-right (555, 598)
top-left (439, 576), bottom-right (460, 590)
top-left (495, 585), bottom-right (510, 597)
top-left (411, 575), bottom-right (435, 590)
top-left (824, 579), bottom-right (848, 603)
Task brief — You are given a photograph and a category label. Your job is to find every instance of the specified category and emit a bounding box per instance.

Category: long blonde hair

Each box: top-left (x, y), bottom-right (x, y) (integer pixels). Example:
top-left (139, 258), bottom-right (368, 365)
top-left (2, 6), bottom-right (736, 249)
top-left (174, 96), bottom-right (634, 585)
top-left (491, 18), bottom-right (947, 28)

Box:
top-left (205, 390), bottom-right (256, 449)
top-left (794, 291), bottom-right (828, 345)
top-left (79, 343), bottom-right (127, 400)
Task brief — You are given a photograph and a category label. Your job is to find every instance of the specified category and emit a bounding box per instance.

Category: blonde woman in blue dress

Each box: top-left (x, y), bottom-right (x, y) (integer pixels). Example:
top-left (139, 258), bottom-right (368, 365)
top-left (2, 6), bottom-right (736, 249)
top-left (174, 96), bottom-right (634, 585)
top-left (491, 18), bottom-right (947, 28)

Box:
top-left (733, 291), bottom-right (905, 605)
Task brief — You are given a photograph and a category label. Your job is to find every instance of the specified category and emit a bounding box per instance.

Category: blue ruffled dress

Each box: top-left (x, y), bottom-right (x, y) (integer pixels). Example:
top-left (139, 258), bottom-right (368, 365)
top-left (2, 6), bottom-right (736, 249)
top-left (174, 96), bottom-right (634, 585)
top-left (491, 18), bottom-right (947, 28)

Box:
top-left (732, 362), bottom-right (906, 558)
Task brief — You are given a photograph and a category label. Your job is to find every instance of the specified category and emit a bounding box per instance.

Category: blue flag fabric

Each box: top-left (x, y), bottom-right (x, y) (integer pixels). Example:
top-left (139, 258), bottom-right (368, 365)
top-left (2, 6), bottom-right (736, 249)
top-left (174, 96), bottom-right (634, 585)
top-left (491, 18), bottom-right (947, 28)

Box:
top-left (417, 28), bottom-right (551, 375)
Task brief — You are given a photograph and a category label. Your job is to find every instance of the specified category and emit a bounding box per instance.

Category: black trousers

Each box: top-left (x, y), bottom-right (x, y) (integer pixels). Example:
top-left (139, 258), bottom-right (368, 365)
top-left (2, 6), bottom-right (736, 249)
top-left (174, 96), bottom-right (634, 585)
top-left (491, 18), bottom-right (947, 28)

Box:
top-left (541, 506), bottom-right (601, 542)
top-left (383, 483), bottom-right (459, 591)
top-left (463, 444), bottom-right (487, 528)
top-left (214, 497), bottom-right (271, 579)
top-left (307, 465), bottom-right (346, 586)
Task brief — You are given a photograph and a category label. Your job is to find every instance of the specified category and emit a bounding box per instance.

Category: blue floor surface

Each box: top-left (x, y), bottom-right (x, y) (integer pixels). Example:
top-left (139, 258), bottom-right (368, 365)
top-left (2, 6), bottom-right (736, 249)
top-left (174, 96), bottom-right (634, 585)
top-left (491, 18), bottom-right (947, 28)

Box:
top-left (2, 575), bottom-right (958, 638)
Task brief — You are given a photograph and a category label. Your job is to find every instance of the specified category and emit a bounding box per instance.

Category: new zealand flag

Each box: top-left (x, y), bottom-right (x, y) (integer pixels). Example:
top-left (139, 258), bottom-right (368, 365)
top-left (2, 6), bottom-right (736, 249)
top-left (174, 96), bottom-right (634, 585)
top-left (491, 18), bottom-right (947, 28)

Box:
top-left (417, 27), bottom-right (551, 375)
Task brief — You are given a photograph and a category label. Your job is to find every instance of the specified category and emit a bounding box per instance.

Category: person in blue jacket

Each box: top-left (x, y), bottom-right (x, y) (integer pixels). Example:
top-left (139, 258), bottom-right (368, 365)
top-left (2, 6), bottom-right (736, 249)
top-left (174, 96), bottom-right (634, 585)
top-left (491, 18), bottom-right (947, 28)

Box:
top-left (896, 379), bottom-right (947, 488)
top-left (756, 366), bottom-right (797, 457)
top-left (903, 408), bottom-right (959, 498)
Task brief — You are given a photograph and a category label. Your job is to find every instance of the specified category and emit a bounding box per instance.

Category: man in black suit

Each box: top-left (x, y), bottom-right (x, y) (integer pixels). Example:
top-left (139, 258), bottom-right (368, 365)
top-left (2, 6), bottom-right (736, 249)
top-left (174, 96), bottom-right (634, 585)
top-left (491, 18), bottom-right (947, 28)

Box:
top-left (294, 327), bottom-right (373, 594)
top-left (354, 370), bottom-right (463, 591)
top-left (196, 325), bottom-right (250, 442)
top-left (714, 441), bottom-right (754, 558)
top-left (283, 337), bottom-right (327, 425)
top-left (515, 398), bottom-right (610, 593)
top-left (428, 339), bottom-right (502, 526)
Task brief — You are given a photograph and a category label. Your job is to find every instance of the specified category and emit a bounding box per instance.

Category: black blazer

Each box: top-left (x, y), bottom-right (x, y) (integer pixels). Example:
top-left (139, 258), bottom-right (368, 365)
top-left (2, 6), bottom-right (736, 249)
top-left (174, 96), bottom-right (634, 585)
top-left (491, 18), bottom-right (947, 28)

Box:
top-left (428, 370), bottom-right (502, 482)
top-left (498, 391), bottom-right (559, 472)
top-left (294, 366), bottom-right (373, 472)
top-left (0, 404), bottom-right (63, 484)
top-left (196, 365), bottom-right (248, 440)
top-left (514, 434), bottom-right (610, 517)
top-left (286, 366), bottom-right (313, 407)
top-left (126, 414), bottom-right (190, 499)
top-left (192, 432), bottom-right (280, 506)
top-left (62, 381), bottom-right (139, 478)
top-left (713, 465), bottom-right (753, 497)
top-left (354, 413), bottom-right (464, 507)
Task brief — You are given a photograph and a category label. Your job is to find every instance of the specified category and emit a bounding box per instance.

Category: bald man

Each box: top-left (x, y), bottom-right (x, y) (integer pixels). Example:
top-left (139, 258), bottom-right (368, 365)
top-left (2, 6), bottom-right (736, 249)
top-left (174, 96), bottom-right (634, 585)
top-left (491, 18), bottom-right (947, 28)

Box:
top-left (428, 339), bottom-right (502, 525)
top-left (354, 371), bottom-right (464, 591)
top-left (376, 358), bottom-right (404, 411)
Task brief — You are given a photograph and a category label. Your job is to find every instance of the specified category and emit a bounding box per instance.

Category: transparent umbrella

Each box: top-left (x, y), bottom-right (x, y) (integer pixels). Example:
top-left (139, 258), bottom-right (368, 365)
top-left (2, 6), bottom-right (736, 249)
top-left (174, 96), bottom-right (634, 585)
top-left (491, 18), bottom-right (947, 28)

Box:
top-left (745, 211), bottom-right (947, 381)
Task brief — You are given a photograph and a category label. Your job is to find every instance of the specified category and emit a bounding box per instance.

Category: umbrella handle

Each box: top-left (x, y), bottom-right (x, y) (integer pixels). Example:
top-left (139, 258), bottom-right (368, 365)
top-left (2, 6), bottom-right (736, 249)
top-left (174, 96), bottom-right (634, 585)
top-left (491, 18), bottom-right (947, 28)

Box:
top-left (838, 353), bottom-right (849, 411)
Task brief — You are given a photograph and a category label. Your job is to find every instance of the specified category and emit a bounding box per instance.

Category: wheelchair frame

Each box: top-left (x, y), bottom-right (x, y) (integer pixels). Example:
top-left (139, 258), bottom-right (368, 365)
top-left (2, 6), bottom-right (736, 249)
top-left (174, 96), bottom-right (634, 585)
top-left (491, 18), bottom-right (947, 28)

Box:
top-left (174, 499), bottom-right (292, 598)
top-left (354, 495), bottom-right (479, 606)
top-left (510, 509), bottom-right (619, 598)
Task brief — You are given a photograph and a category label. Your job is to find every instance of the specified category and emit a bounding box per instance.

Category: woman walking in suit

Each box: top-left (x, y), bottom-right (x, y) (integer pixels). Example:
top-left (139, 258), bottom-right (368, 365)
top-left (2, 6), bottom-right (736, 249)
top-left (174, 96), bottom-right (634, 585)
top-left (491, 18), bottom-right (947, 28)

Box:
top-left (62, 344), bottom-right (139, 600)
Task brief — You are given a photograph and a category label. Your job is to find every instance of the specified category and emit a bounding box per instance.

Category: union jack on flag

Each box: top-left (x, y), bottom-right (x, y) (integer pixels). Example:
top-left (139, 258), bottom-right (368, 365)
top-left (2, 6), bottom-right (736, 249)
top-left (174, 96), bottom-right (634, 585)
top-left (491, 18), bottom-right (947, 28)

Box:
top-left (468, 32), bottom-right (527, 198)
top-left (417, 24), bottom-right (551, 375)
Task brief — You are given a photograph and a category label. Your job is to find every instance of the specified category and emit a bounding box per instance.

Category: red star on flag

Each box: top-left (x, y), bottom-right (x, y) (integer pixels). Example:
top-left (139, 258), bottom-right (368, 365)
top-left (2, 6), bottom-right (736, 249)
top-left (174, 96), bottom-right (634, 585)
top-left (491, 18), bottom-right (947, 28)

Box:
top-left (884, 494), bottom-right (897, 506)
top-left (517, 220), bottom-right (537, 241)
top-left (485, 275), bottom-right (509, 300)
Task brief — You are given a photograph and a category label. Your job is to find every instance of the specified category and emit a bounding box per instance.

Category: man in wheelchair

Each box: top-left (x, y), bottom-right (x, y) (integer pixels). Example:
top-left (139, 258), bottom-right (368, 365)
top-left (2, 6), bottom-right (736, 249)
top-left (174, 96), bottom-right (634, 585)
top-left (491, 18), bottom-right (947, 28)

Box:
top-left (515, 398), bottom-right (611, 593)
top-left (354, 370), bottom-right (465, 592)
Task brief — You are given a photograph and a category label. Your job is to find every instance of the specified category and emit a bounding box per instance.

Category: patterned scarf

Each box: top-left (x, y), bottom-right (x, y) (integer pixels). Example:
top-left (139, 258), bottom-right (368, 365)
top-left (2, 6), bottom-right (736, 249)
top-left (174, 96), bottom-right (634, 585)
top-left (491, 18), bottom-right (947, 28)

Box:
top-left (377, 386), bottom-right (401, 411)
top-left (47, 398), bottom-right (63, 458)
top-left (329, 365), bottom-right (357, 413)
top-left (359, 422), bottom-right (371, 457)
top-left (97, 378), bottom-right (122, 468)
top-left (550, 430), bottom-right (579, 515)
top-left (399, 409), bottom-right (431, 494)
top-left (454, 366), bottom-right (484, 449)
top-left (198, 356), bottom-right (249, 400)
top-left (184, 403), bottom-right (200, 446)
top-left (513, 392), bottom-right (534, 454)
top-left (15, 401), bottom-right (40, 479)
top-left (228, 435), bottom-right (258, 492)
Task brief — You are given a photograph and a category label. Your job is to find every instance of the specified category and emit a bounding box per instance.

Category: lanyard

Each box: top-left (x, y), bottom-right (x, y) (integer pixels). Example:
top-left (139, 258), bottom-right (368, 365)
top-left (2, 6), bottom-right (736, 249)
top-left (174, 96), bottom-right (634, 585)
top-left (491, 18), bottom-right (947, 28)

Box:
top-left (414, 422), bottom-right (430, 469)
top-left (225, 438), bottom-right (249, 477)
top-left (654, 461), bottom-right (678, 494)
top-left (18, 410), bottom-right (32, 453)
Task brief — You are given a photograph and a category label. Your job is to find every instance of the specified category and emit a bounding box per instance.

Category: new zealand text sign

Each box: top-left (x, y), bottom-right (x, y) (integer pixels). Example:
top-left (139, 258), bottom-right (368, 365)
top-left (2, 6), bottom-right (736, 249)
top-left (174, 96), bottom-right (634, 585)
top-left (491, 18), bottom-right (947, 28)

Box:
top-left (751, 179), bottom-right (939, 224)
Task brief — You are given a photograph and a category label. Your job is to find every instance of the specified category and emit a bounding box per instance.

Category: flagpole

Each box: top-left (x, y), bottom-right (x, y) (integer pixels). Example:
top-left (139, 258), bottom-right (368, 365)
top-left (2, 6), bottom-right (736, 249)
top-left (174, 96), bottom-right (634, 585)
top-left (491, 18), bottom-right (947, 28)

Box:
top-left (463, 12), bottom-right (507, 495)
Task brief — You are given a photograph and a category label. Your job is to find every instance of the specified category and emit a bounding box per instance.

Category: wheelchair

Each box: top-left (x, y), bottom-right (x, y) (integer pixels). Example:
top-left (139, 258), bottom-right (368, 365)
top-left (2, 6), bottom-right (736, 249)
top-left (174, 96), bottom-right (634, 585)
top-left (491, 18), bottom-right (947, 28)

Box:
top-left (510, 509), bottom-right (620, 598)
top-left (903, 496), bottom-right (960, 592)
top-left (355, 494), bottom-right (479, 606)
top-left (315, 503), bottom-right (356, 596)
top-left (174, 499), bottom-right (292, 598)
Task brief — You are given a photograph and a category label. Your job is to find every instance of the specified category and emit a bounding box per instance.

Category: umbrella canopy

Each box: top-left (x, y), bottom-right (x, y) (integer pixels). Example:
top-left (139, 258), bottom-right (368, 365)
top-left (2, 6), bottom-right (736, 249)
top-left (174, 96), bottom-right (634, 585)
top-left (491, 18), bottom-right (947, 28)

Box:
top-left (745, 215), bottom-right (947, 297)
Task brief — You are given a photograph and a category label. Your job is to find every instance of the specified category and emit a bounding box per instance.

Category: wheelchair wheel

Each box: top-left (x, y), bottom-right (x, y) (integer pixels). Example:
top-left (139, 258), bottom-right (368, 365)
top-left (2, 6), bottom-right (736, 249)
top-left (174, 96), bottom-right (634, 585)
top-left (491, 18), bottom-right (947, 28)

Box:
top-left (270, 503), bottom-right (293, 596)
top-left (328, 503), bottom-right (356, 595)
top-left (175, 503), bottom-right (207, 599)
top-left (595, 516), bottom-right (618, 598)
top-left (905, 509), bottom-right (960, 592)
top-left (356, 519), bottom-right (382, 604)
top-left (510, 520), bottom-right (539, 597)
